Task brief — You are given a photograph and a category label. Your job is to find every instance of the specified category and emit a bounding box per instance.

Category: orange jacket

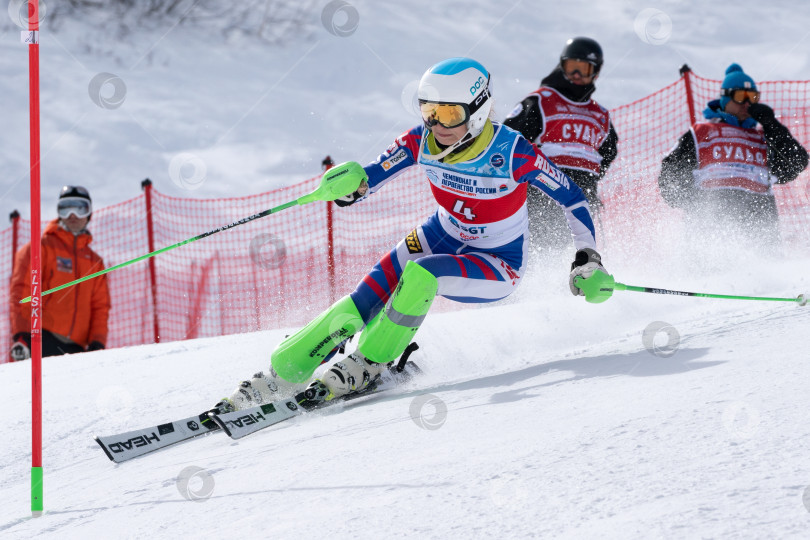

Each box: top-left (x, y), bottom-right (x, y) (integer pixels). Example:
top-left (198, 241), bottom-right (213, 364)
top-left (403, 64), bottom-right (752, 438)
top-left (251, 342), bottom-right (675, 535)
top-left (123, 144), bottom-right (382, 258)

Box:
top-left (9, 219), bottom-right (111, 348)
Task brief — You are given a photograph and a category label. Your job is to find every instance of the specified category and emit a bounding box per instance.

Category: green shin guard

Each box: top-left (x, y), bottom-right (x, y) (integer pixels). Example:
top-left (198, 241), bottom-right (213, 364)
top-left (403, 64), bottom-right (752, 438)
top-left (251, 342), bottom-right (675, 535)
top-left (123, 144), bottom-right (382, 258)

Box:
top-left (271, 295), bottom-right (364, 383)
top-left (358, 260), bottom-right (438, 365)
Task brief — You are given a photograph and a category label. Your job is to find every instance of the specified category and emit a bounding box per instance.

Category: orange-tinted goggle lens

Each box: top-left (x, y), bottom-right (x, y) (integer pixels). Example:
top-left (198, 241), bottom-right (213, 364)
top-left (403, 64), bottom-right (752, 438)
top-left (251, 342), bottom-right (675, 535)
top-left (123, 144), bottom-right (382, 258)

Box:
top-left (729, 89), bottom-right (760, 104)
top-left (419, 102), bottom-right (468, 128)
top-left (562, 58), bottom-right (595, 78)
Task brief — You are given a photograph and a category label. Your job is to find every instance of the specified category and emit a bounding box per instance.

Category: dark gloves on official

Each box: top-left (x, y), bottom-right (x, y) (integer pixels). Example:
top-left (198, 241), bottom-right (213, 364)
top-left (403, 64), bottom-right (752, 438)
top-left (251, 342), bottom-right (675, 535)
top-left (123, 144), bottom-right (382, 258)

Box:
top-left (10, 332), bottom-right (31, 361)
top-left (569, 248), bottom-right (606, 296)
top-left (86, 341), bottom-right (105, 352)
top-left (747, 103), bottom-right (776, 126)
top-left (333, 179), bottom-right (369, 207)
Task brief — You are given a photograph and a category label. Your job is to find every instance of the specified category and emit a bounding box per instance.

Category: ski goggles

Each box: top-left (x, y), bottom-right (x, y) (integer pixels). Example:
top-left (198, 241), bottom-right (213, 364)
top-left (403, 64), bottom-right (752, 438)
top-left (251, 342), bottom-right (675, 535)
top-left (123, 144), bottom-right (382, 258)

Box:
top-left (724, 88), bottom-right (760, 104)
top-left (419, 85), bottom-right (491, 129)
top-left (57, 197), bottom-right (92, 219)
top-left (561, 58), bottom-right (596, 78)
top-left (419, 101), bottom-right (470, 128)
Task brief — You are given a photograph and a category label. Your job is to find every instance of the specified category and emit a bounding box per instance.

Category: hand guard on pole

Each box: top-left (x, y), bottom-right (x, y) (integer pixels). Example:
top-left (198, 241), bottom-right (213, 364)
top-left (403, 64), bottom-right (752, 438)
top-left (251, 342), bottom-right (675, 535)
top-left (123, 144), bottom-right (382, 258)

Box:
top-left (569, 248), bottom-right (608, 297)
top-left (333, 179), bottom-right (369, 207)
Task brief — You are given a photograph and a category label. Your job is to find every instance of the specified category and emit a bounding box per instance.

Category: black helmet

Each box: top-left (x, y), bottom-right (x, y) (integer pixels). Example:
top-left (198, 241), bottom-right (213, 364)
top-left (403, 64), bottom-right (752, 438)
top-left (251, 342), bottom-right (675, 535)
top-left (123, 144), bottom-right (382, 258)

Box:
top-left (59, 185), bottom-right (92, 202)
top-left (57, 185), bottom-right (93, 221)
top-left (560, 37), bottom-right (603, 75)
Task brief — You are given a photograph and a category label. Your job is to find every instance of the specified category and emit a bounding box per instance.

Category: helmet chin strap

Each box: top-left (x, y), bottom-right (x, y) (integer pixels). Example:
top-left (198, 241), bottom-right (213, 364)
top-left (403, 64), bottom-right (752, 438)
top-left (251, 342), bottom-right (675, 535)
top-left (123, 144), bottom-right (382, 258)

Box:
top-left (420, 125), bottom-right (474, 161)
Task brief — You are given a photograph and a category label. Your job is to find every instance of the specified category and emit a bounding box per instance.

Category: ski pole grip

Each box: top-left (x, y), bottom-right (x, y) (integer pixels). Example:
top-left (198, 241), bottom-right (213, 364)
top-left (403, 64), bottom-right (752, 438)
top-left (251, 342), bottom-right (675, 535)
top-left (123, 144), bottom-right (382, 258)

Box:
top-left (297, 161), bottom-right (368, 205)
top-left (574, 270), bottom-right (615, 304)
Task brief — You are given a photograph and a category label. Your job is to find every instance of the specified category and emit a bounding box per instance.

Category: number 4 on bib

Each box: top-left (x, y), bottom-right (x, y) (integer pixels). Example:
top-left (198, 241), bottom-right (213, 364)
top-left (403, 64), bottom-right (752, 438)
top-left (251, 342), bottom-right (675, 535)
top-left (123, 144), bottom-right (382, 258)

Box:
top-left (453, 200), bottom-right (477, 220)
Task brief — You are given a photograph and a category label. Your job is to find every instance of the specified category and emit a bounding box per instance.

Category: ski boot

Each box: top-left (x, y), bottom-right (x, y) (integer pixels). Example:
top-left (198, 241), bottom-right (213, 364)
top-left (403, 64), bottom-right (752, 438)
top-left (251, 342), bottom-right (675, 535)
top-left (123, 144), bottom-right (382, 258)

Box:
top-left (296, 380), bottom-right (332, 410)
top-left (212, 368), bottom-right (304, 414)
top-left (294, 352), bottom-right (385, 409)
top-left (320, 351), bottom-right (386, 397)
top-left (297, 343), bottom-right (422, 409)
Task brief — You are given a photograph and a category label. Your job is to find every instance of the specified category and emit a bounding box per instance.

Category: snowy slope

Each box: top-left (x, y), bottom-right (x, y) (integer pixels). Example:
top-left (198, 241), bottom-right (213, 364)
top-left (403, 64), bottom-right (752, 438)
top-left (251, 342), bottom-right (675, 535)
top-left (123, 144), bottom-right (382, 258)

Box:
top-left (2, 257), bottom-right (810, 539)
top-left (2, 1), bottom-right (810, 538)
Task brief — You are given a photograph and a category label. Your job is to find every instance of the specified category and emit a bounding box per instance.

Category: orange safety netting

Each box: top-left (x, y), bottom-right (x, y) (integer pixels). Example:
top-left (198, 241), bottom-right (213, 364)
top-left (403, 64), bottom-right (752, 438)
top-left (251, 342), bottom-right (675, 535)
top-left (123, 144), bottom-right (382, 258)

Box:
top-left (2, 69), bottom-right (809, 362)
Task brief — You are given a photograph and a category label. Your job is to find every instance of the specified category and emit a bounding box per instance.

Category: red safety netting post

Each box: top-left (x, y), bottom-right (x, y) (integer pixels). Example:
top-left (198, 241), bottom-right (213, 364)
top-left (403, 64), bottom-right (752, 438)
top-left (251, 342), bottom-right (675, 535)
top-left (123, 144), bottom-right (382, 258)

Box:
top-left (680, 64), bottom-right (699, 126)
top-left (5, 211), bottom-right (22, 364)
top-left (322, 156), bottom-right (336, 303)
top-left (10, 211), bottom-right (21, 261)
top-left (141, 179), bottom-right (161, 343)
top-left (24, 0), bottom-right (44, 516)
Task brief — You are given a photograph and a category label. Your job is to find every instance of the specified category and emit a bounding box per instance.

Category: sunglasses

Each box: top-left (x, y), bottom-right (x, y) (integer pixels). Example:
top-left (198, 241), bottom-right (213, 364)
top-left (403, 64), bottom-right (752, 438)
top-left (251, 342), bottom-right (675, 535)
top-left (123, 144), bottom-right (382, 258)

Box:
top-left (725, 88), bottom-right (760, 104)
top-left (561, 58), bottom-right (596, 78)
top-left (57, 197), bottom-right (92, 219)
top-left (419, 101), bottom-right (469, 128)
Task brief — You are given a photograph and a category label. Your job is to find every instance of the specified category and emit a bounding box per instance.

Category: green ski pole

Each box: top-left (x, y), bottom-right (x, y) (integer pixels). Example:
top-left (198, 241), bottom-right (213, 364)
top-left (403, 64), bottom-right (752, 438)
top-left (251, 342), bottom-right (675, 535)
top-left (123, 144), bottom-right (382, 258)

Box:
top-left (574, 270), bottom-right (807, 306)
top-left (19, 162), bottom-right (367, 304)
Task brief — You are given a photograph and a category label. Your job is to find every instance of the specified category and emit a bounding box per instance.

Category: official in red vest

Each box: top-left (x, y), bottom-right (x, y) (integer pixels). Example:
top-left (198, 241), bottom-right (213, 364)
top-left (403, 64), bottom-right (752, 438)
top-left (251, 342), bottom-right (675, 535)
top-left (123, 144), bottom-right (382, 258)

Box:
top-left (504, 37), bottom-right (618, 253)
top-left (659, 64), bottom-right (808, 253)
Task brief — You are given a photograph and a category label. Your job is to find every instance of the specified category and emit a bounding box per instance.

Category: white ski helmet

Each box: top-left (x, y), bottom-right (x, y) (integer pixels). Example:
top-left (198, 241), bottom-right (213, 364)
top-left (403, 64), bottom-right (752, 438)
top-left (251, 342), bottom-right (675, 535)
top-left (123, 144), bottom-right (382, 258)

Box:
top-left (417, 57), bottom-right (492, 139)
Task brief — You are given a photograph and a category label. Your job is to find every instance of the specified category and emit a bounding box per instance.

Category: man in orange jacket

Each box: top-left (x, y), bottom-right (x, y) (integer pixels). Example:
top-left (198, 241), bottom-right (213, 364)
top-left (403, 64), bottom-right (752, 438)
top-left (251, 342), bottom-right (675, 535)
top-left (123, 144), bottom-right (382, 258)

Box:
top-left (9, 186), bottom-right (111, 361)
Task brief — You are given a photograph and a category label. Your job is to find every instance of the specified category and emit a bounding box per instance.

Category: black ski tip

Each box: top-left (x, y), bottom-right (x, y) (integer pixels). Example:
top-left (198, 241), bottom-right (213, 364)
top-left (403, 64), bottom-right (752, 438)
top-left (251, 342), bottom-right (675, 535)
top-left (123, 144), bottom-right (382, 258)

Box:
top-left (93, 435), bottom-right (116, 462)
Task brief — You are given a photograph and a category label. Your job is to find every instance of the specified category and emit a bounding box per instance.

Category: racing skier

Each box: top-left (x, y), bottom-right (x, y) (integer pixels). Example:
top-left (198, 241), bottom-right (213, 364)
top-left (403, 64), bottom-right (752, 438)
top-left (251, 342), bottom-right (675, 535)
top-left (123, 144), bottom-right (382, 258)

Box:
top-left (214, 57), bottom-right (609, 413)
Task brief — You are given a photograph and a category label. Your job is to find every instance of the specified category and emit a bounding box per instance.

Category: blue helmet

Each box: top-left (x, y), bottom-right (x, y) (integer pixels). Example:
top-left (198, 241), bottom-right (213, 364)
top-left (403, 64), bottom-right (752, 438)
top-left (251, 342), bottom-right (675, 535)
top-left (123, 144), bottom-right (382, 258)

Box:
top-left (417, 57), bottom-right (493, 139)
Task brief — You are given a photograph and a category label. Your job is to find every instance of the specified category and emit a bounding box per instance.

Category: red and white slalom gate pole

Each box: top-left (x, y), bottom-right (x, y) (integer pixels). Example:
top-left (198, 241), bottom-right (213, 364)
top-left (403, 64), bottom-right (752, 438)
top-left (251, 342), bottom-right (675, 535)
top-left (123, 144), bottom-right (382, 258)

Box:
top-left (25, 0), bottom-right (44, 516)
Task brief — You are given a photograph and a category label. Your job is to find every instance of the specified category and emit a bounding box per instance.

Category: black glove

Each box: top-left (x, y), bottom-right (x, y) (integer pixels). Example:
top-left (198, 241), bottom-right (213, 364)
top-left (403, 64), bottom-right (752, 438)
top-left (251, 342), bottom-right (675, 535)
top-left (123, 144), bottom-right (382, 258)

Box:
top-left (10, 332), bottom-right (31, 361)
top-left (333, 179), bottom-right (369, 207)
top-left (87, 341), bottom-right (105, 352)
top-left (747, 103), bottom-right (776, 126)
top-left (569, 248), bottom-right (606, 296)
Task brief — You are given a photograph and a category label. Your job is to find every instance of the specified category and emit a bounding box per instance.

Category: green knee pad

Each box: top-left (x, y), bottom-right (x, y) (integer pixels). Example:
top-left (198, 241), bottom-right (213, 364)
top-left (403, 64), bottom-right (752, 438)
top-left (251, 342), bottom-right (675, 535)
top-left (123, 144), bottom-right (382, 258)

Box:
top-left (271, 295), bottom-right (364, 383)
top-left (358, 260), bottom-right (438, 364)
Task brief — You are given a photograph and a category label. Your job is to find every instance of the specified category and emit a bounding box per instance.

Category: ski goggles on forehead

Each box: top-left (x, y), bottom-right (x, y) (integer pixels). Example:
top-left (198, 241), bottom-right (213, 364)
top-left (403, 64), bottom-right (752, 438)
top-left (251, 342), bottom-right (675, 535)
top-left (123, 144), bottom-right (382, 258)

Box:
top-left (57, 197), bottom-right (92, 219)
top-left (561, 58), bottom-right (596, 78)
top-left (724, 88), bottom-right (760, 104)
top-left (419, 101), bottom-right (469, 128)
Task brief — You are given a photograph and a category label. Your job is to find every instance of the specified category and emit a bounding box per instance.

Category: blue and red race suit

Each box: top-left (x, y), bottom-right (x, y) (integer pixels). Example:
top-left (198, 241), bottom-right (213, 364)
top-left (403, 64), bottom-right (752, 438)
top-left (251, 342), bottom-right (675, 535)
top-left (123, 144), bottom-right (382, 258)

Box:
top-left (349, 121), bottom-right (597, 323)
